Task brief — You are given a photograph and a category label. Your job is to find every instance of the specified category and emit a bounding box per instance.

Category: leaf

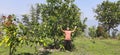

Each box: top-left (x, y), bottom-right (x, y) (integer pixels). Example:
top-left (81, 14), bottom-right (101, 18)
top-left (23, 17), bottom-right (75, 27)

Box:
top-left (0, 40), bottom-right (4, 46)
top-left (7, 42), bottom-right (11, 46)
top-left (4, 36), bottom-right (10, 43)
top-left (43, 43), bottom-right (47, 47)
top-left (18, 37), bottom-right (22, 41)
top-left (14, 32), bottom-right (17, 36)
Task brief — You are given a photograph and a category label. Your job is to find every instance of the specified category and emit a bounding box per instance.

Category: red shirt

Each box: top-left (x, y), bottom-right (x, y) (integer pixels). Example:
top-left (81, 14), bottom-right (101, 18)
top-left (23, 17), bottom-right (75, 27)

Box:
top-left (64, 30), bottom-right (72, 40)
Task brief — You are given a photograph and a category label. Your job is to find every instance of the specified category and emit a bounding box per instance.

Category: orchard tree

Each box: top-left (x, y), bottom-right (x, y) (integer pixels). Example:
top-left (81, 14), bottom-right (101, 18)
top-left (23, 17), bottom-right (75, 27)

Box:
top-left (94, 0), bottom-right (120, 34)
top-left (0, 15), bottom-right (20, 55)
top-left (19, 5), bottom-right (45, 54)
top-left (38, 0), bottom-right (86, 48)
top-left (19, 0), bottom-right (87, 50)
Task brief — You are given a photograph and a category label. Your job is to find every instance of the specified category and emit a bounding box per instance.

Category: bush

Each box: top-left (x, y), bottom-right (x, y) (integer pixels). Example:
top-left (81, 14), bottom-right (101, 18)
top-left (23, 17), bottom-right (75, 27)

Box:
top-left (42, 36), bottom-right (65, 50)
top-left (96, 25), bottom-right (109, 38)
top-left (88, 26), bottom-right (96, 38)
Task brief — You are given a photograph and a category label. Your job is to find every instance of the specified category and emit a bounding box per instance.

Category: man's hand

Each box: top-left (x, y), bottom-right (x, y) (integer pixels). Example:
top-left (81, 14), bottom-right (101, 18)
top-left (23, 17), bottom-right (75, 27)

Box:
top-left (72, 26), bottom-right (77, 32)
top-left (61, 26), bottom-right (65, 32)
top-left (75, 26), bottom-right (77, 29)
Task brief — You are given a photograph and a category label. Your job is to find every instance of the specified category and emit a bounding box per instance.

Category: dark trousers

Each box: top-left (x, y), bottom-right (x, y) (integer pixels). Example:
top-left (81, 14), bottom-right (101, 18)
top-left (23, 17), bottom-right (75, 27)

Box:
top-left (64, 40), bottom-right (72, 51)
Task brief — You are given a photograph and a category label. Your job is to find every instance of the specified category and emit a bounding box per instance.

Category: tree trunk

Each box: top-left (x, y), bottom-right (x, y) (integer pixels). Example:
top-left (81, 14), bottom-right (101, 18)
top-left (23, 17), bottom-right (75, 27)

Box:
top-left (9, 44), bottom-right (12, 55)
top-left (35, 40), bottom-right (38, 55)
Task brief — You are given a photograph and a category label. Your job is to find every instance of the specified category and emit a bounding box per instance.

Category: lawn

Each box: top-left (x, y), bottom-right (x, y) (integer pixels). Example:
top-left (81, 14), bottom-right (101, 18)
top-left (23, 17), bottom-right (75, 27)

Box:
top-left (0, 36), bottom-right (120, 55)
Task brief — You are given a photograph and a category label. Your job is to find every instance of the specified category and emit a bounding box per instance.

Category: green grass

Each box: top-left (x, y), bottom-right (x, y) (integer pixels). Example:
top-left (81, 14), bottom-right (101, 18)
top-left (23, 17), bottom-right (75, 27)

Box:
top-left (0, 44), bottom-right (35, 55)
top-left (0, 37), bottom-right (120, 55)
top-left (51, 37), bottom-right (120, 55)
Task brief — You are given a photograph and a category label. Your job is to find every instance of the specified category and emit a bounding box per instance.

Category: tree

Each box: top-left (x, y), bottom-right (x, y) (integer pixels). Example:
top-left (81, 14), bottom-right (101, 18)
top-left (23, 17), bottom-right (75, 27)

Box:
top-left (0, 15), bottom-right (20, 55)
top-left (19, 5), bottom-right (46, 54)
top-left (96, 24), bottom-right (109, 38)
top-left (94, 0), bottom-right (120, 34)
top-left (38, 0), bottom-right (86, 49)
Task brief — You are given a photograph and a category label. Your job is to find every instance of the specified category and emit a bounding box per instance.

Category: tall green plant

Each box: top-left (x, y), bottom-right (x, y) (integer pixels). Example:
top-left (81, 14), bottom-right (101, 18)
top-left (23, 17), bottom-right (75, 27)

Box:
top-left (88, 26), bottom-right (96, 38)
top-left (0, 15), bottom-right (20, 55)
top-left (19, 5), bottom-right (43, 54)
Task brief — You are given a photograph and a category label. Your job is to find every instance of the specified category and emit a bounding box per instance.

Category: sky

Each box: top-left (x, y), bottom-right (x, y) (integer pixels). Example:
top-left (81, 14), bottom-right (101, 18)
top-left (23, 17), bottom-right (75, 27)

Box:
top-left (0, 0), bottom-right (119, 31)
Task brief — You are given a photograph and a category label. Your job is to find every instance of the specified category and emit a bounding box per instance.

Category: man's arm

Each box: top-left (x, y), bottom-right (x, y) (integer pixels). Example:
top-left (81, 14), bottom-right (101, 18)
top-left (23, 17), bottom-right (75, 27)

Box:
top-left (71, 26), bottom-right (77, 32)
top-left (61, 27), bottom-right (65, 32)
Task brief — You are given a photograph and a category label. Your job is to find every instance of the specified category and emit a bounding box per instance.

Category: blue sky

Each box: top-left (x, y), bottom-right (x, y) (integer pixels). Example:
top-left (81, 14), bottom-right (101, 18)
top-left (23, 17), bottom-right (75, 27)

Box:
top-left (0, 0), bottom-right (119, 30)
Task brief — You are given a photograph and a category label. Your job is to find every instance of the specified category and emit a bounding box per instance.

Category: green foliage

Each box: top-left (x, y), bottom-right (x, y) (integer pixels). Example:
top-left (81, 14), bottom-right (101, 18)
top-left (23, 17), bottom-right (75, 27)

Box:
top-left (17, 0), bottom-right (87, 51)
top-left (0, 15), bottom-right (21, 55)
top-left (96, 25), bottom-right (109, 38)
top-left (20, 12), bottom-right (42, 54)
top-left (88, 25), bottom-right (109, 38)
top-left (96, 25), bottom-right (104, 37)
top-left (0, 0), bottom-right (87, 54)
top-left (88, 26), bottom-right (96, 38)
top-left (94, 0), bottom-right (120, 33)
top-left (40, 0), bottom-right (84, 36)
top-left (36, 0), bottom-right (86, 49)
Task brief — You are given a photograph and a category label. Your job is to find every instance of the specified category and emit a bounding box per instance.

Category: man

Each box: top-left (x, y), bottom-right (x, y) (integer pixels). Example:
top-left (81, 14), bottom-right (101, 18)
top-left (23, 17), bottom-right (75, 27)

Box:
top-left (61, 26), bottom-right (77, 51)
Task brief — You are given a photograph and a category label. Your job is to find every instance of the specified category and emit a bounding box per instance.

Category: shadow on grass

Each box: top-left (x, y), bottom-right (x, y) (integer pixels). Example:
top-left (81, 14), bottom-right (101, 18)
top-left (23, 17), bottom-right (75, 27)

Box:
top-left (16, 52), bottom-right (34, 55)
top-left (16, 51), bottom-right (51, 55)
top-left (40, 51), bottom-right (51, 55)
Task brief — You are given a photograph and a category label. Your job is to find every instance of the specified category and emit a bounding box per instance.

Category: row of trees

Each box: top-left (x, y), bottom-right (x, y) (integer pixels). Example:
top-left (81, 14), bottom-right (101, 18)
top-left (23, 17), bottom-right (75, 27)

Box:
top-left (0, 0), bottom-right (120, 55)
top-left (0, 0), bottom-right (87, 55)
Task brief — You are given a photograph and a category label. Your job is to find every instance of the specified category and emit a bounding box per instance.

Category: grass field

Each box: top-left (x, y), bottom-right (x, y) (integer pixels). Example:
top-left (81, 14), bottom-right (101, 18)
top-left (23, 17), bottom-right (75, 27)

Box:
top-left (0, 36), bottom-right (120, 55)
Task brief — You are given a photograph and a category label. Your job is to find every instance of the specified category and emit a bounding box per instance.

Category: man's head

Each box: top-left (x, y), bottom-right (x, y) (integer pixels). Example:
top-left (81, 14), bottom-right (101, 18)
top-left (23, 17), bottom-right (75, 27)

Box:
top-left (66, 27), bottom-right (70, 30)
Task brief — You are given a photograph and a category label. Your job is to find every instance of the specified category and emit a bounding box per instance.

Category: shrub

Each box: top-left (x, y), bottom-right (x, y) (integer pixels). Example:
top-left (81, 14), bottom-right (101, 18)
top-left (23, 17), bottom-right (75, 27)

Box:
top-left (88, 26), bottom-right (96, 38)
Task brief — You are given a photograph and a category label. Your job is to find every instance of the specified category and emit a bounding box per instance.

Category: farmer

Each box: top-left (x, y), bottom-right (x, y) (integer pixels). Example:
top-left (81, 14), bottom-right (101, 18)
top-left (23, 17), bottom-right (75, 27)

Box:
top-left (61, 26), bottom-right (77, 51)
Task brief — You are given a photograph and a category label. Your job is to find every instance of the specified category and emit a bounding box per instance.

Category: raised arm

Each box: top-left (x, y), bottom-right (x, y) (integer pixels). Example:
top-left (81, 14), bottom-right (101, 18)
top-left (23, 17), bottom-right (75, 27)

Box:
top-left (61, 27), bottom-right (65, 32)
top-left (71, 26), bottom-right (77, 32)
